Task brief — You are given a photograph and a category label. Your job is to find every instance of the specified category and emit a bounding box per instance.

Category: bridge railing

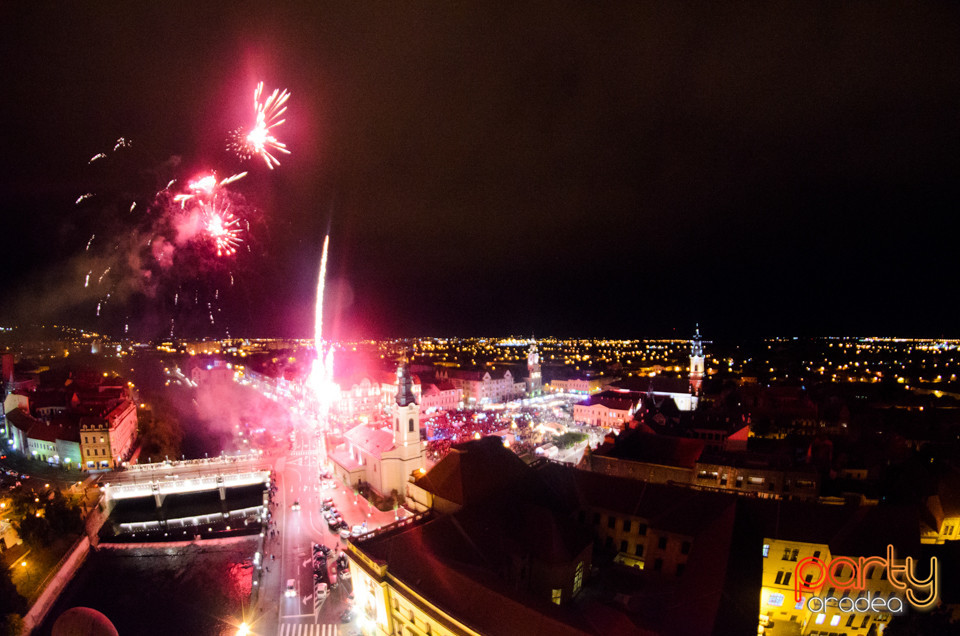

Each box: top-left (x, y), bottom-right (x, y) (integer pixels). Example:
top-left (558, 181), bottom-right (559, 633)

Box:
top-left (104, 470), bottom-right (269, 500)
top-left (125, 452), bottom-right (265, 472)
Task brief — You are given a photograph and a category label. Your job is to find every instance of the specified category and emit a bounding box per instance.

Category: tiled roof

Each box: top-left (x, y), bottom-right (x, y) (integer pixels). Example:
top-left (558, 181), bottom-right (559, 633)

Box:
top-left (344, 425), bottom-right (395, 459)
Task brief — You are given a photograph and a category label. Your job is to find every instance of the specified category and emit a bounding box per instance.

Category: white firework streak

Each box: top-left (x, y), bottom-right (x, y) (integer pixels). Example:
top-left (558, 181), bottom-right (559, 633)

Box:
top-left (219, 172), bottom-right (248, 187)
top-left (86, 234), bottom-right (95, 250)
top-left (75, 193), bottom-right (94, 205)
top-left (88, 153), bottom-right (107, 164)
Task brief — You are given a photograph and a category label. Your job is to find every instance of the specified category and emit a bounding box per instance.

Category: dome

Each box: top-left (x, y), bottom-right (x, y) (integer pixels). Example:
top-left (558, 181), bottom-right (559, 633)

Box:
top-left (52, 607), bottom-right (119, 636)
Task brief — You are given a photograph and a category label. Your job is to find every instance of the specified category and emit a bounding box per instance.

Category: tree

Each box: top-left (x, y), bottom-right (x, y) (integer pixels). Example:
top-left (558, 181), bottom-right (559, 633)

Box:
top-left (0, 567), bottom-right (27, 634)
top-left (15, 513), bottom-right (53, 547)
top-left (139, 395), bottom-right (183, 460)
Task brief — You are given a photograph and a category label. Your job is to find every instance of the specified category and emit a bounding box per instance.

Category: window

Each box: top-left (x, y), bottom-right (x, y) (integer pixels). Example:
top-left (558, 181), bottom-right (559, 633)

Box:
top-left (408, 419), bottom-right (414, 433)
top-left (681, 541), bottom-right (691, 555)
top-left (551, 589), bottom-right (561, 605)
top-left (813, 550), bottom-right (821, 559)
top-left (573, 562), bottom-right (583, 596)
top-left (634, 544), bottom-right (644, 557)
top-left (782, 548), bottom-right (791, 560)
top-left (860, 616), bottom-right (869, 628)
top-left (815, 614), bottom-right (825, 625)
top-left (676, 563), bottom-right (685, 576)
top-left (608, 517), bottom-right (616, 529)
top-left (774, 572), bottom-right (792, 586)
top-left (623, 520), bottom-right (631, 533)
top-left (620, 540), bottom-right (627, 553)
top-left (791, 549), bottom-right (799, 561)
top-left (638, 524), bottom-right (647, 536)
top-left (658, 536), bottom-right (667, 550)
top-left (763, 544), bottom-right (770, 557)
top-left (830, 615), bottom-right (840, 627)
top-left (653, 558), bottom-right (662, 571)
top-left (846, 615), bottom-right (855, 627)
top-left (768, 482), bottom-right (776, 491)
top-left (720, 474), bottom-right (728, 486)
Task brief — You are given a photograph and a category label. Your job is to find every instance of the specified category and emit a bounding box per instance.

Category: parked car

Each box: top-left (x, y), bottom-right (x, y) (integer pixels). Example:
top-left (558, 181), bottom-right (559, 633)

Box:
top-left (351, 524), bottom-right (364, 537)
top-left (339, 528), bottom-right (351, 541)
top-left (316, 582), bottom-right (328, 600)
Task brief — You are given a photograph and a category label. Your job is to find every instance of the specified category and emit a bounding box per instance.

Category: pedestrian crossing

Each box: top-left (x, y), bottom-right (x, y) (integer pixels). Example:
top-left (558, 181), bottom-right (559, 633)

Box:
top-left (277, 622), bottom-right (338, 636)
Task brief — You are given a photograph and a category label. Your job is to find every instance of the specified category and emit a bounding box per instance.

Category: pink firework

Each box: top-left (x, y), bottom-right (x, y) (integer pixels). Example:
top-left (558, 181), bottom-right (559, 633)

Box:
top-left (228, 81), bottom-right (291, 169)
top-left (203, 201), bottom-right (243, 257)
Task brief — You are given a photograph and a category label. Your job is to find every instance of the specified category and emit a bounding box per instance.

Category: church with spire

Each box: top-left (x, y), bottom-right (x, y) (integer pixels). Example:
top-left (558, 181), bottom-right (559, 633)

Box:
top-left (328, 355), bottom-right (426, 499)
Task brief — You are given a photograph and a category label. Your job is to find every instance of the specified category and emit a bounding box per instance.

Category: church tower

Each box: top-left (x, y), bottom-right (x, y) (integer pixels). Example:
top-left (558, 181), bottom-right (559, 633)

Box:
top-left (394, 356), bottom-right (421, 461)
top-left (689, 325), bottom-right (706, 396)
top-left (526, 340), bottom-right (542, 396)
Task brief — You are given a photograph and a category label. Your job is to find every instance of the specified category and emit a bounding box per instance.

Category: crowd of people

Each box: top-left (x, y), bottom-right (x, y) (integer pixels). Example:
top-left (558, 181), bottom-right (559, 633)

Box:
top-left (422, 405), bottom-right (566, 461)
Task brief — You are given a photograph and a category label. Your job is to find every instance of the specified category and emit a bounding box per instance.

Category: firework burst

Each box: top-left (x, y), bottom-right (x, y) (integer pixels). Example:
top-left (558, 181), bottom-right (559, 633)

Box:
top-left (203, 200), bottom-right (243, 257)
top-left (228, 81), bottom-right (291, 169)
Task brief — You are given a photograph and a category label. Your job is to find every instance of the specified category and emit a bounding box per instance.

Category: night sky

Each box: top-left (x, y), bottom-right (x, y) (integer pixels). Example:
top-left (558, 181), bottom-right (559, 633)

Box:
top-left (2, 2), bottom-right (959, 340)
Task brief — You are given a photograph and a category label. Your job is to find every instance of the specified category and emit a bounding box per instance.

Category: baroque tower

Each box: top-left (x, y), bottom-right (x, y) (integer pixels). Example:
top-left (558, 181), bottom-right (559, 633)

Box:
top-left (689, 325), bottom-right (706, 396)
top-left (526, 340), bottom-right (542, 396)
top-left (394, 355), bottom-right (421, 461)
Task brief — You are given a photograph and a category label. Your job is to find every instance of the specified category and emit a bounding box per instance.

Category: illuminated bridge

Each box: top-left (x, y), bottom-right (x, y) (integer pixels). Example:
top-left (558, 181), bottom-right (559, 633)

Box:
top-left (98, 456), bottom-right (272, 540)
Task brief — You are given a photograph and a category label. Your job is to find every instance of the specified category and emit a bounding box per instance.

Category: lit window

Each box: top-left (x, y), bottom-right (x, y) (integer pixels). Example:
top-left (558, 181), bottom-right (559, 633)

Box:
top-left (815, 614), bottom-right (825, 625)
top-left (762, 544), bottom-right (770, 557)
top-left (551, 589), bottom-right (561, 605)
top-left (830, 615), bottom-right (841, 626)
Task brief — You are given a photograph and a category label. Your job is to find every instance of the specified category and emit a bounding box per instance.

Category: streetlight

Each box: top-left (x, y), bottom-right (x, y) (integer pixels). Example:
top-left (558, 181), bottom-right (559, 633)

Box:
top-left (236, 622), bottom-right (250, 636)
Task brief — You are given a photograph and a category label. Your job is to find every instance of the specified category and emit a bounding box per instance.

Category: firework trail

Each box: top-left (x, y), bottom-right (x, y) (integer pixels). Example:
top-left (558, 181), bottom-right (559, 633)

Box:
top-left (84, 271), bottom-right (91, 288)
top-left (89, 153), bottom-right (107, 164)
top-left (307, 235), bottom-right (337, 417)
top-left (86, 235), bottom-right (96, 251)
top-left (228, 82), bottom-right (291, 169)
top-left (75, 193), bottom-right (94, 205)
top-left (113, 137), bottom-right (131, 151)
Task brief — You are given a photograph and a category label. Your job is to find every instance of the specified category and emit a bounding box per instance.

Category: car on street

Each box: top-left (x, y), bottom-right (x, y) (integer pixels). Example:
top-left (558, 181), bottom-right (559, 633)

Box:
top-left (285, 579), bottom-right (297, 597)
top-left (339, 528), bottom-right (351, 541)
top-left (340, 609), bottom-right (355, 623)
top-left (328, 516), bottom-right (342, 530)
top-left (351, 524), bottom-right (364, 537)
top-left (316, 582), bottom-right (328, 600)
top-left (291, 500), bottom-right (301, 511)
